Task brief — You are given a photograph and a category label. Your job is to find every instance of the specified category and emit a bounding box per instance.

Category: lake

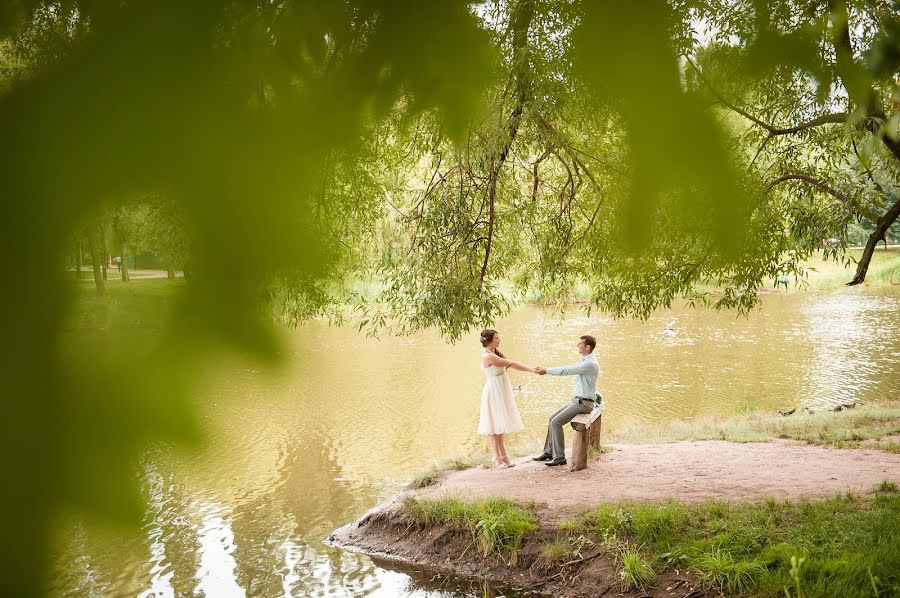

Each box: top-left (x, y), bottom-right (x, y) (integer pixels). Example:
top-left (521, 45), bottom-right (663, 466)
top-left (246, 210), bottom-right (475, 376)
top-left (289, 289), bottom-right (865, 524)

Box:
top-left (52, 287), bottom-right (900, 597)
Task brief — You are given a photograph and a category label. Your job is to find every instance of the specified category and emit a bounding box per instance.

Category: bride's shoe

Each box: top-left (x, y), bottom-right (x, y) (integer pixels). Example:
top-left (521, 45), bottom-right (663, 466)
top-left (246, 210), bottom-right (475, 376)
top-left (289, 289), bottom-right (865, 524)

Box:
top-left (501, 455), bottom-right (515, 467)
top-left (492, 457), bottom-right (510, 469)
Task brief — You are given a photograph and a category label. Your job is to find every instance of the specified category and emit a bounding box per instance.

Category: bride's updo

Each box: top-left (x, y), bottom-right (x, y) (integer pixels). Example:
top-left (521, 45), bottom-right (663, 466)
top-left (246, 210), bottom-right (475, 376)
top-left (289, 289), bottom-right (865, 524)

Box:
top-left (480, 329), bottom-right (505, 358)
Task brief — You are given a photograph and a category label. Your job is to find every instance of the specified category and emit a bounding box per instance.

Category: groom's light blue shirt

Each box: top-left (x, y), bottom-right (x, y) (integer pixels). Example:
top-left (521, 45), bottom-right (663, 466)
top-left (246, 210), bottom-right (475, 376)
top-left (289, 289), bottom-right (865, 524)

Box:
top-left (547, 352), bottom-right (600, 399)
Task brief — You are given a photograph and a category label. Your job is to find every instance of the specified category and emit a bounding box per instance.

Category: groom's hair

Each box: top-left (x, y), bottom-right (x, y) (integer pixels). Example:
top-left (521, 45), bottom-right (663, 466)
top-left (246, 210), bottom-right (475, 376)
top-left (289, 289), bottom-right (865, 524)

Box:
top-left (580, 335), bottom-right (596, 352)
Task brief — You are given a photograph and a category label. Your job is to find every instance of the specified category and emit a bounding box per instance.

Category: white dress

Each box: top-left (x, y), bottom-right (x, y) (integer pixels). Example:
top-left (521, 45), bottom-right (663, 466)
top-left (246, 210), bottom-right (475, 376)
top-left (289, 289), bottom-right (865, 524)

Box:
top-left (478, 350), bottom-right (525, 435)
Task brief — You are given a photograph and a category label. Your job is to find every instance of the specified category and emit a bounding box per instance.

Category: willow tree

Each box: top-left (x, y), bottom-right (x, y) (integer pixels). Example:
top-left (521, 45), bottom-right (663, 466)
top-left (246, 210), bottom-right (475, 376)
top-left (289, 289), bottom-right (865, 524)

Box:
top-left (341, 0), bottom-right (862, 339)
top-left (688, 0), bottom-right (900, 285)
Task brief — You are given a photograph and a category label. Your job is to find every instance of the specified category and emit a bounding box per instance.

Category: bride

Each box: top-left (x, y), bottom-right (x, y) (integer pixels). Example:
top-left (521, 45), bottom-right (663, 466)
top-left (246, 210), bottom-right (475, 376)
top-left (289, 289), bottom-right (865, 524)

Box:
top-left (478, 329), bottom-right (537, 469)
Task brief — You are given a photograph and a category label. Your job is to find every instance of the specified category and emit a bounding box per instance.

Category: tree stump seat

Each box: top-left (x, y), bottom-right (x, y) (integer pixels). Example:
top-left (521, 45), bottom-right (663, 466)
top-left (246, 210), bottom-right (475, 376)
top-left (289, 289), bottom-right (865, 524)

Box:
top-left (570, 406), bottom-right (603, 472)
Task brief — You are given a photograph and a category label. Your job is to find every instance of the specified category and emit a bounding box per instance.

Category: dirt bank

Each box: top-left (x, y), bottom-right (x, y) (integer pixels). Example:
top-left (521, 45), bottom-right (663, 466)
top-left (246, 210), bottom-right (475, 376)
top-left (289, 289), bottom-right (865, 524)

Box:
top-left (331, 499), bottom-right (712, 598)
top-left (330, 440), bottom-right (900, 597)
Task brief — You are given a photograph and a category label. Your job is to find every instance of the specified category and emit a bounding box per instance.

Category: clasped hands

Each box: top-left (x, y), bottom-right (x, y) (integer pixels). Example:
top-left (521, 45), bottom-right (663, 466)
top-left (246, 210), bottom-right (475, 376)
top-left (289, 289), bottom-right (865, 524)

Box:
top-left (533, 366), bottom-right (547, 375)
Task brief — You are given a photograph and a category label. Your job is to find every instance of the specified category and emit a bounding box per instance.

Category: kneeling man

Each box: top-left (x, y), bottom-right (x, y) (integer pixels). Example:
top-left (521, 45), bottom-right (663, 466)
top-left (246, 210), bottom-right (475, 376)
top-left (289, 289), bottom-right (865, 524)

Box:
top-left (532, 335), bottom-right (599, 467)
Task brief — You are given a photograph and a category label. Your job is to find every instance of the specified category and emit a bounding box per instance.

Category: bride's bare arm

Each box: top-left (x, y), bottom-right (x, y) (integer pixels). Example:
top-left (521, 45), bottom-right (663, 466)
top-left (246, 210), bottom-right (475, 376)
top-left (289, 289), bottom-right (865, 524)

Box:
top-left (483, 353), bottom-right (536, 372)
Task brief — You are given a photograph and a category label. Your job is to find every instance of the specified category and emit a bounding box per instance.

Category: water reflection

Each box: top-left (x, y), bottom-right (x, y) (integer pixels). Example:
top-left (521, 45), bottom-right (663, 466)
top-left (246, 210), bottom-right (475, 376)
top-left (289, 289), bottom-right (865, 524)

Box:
top-left (53, 288), bottom-right (900, 597)
top-left (194, 504), bottom-right (242, 598)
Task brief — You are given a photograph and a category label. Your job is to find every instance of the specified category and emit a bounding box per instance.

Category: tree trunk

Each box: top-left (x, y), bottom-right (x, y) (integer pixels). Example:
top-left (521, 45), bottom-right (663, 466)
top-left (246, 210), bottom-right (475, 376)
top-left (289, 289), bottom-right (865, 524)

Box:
top-left (100, 227), bottom-right (108, 280)
top-left (75, 241), bottom-right (82, 280)
top-left (120, 243), bottom-right (130, 282)
top-left (848, 195), bottom-right (900, 285)
top-left (167, 268), bottom-right (175, 280)
top-left (88, 228), bottom-right (106, 296)
top-left (479, 0), bottom-right (533, 283)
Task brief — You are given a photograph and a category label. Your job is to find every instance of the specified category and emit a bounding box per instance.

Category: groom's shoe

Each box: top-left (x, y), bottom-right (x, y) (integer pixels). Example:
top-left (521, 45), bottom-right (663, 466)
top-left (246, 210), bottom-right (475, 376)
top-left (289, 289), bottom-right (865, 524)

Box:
top-left (545, 457), bottom-right (567, 467)
top-left (531, 453), bottom-right (553, 462)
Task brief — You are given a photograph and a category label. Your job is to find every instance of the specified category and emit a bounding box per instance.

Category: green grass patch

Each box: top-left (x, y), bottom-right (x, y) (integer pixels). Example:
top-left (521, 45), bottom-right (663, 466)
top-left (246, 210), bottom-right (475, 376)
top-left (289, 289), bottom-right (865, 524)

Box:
top-left (404, 496), bottom-right (537, 563)
top-left (877, 481), bottom-right (899, 493)
top-left (620, 544), bottom-right (656, 590)
top-left (869, 441), bottom-right (900, 454)
top-left (68, 277), bottom-right (185, 333)
top-left (608, 403), bottom-right (900, 449)
top-left (560, 487), bottom-right (900, 597)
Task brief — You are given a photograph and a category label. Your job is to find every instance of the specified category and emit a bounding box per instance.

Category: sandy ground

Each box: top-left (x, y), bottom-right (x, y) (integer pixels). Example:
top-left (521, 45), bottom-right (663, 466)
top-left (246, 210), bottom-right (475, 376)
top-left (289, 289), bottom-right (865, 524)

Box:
top-left (417, 440), bottom-right (900, 522)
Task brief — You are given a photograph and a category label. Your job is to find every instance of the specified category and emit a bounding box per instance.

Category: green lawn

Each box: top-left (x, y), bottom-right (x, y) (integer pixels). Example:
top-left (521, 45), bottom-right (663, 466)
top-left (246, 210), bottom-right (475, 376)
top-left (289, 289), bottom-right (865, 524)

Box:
top-left (67, 277), bottom-right (185, 332)
top-left (789, 248), bottom-right (900, 290)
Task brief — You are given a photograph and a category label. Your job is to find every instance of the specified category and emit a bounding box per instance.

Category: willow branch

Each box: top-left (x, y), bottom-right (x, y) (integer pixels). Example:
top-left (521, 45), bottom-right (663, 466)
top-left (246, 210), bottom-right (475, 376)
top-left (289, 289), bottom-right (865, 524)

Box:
top-left (684, 56), bottom-right (847, 136)
top-left (766, 173), bottom-right (853, 205)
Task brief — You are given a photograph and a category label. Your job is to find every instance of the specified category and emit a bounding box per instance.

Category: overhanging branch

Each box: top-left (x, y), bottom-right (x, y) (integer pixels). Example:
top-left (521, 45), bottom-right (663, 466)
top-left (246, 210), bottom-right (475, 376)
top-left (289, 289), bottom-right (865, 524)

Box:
top-left (684, 56), bottom-right (847, 136)
top-left (766, 173), bottom-right (854, 205)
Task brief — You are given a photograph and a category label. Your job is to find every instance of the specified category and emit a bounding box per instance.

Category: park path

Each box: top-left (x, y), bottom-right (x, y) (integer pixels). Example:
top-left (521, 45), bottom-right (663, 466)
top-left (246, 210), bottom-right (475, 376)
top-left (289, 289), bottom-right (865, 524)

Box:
top-left (416, 439), bottom-right (900, 522)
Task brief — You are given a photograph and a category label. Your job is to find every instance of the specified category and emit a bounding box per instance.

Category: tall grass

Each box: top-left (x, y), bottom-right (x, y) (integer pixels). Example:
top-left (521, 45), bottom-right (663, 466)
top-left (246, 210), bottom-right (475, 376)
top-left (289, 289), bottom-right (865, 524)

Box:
top-left (559, 487), bottom-right (900, 597)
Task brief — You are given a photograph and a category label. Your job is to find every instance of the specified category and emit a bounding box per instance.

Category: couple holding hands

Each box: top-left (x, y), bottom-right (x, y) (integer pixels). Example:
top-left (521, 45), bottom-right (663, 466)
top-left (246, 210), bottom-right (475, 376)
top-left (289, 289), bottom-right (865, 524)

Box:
top-left (478, 329), bottom-right (600, 469)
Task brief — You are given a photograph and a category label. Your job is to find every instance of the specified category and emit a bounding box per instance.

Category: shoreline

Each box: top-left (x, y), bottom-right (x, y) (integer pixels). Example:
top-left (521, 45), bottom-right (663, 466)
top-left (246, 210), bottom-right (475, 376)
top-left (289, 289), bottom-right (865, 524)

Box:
top-left (330, 432), bottom-right (900, 597)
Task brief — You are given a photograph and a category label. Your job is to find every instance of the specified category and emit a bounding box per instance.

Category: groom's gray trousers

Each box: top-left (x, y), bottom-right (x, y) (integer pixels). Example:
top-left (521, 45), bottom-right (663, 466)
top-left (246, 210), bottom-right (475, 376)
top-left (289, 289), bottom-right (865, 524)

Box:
top-left (543, 398), bottom-right (594, 459)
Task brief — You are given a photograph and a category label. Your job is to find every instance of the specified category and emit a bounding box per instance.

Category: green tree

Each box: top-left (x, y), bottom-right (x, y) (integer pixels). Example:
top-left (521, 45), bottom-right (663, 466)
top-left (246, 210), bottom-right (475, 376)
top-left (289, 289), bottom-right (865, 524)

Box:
top-left (687, 0), bottom-right (900, 285)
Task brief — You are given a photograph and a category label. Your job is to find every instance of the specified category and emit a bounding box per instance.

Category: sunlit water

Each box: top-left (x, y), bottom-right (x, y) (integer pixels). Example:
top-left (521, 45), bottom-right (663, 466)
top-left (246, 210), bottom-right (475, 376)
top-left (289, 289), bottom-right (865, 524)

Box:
top-left (51, 288), bottom-right (900, 597)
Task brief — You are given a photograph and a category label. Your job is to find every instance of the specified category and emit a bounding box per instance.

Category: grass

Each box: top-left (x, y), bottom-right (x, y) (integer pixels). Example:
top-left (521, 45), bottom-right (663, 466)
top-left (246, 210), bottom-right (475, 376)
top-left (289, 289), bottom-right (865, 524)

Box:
top-left (538, 537), bottom-right (570, 565)
top-left (524, 249), bottom-right (900, 306)
top-left (792, 248), bottom-right (900, 290)
top-left (404, 496), bottom-right (537, 563)
top-left (877, 481), bottom-right (899, 493)
top-left (68, 277), bottom-right (185, 333)
top-left (409, 456), bottom-right (488, 489)
top-left (559, 485), bottom-right (900, 597)
top-left (607, 402), bottom-right (900, 449)
top-left (620, 544), bottom-right (656, 590)
top-left (870, 441), bottom-right (900, 454)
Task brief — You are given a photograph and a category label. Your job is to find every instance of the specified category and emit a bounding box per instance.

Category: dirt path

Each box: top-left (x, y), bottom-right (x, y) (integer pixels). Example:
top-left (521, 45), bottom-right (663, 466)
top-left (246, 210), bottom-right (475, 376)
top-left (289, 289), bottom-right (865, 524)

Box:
top-left (417, 440), bottom-right (900, 522)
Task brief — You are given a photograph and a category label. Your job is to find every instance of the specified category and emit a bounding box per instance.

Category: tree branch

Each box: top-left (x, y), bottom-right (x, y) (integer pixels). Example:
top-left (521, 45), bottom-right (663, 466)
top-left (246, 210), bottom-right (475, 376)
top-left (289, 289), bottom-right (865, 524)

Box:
top-left (766, 173), bottom-right (854, 205)
top-left (684, 56), bottom-right (847, 136)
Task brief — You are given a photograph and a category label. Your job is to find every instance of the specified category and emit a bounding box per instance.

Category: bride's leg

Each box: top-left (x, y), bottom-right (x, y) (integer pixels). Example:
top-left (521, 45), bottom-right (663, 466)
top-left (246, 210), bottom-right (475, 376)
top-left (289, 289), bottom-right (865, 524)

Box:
top-left (498, 434), bottom-right (514, 467)
top-left (489, 435), bottom-right (507, 468)
top-left (488, 434), bottom-right (499, 465)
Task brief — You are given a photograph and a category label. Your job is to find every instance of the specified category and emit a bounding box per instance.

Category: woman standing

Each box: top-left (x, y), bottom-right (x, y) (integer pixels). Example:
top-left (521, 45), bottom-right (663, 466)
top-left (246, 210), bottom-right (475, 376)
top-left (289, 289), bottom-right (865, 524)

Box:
top-left (479, 329), bottom-right (535, 468)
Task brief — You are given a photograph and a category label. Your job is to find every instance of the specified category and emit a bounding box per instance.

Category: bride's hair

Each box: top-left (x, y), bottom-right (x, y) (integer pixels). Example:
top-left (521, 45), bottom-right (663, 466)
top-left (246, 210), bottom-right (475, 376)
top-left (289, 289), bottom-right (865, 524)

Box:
top-left (479, 329), bottom-right (504, 358)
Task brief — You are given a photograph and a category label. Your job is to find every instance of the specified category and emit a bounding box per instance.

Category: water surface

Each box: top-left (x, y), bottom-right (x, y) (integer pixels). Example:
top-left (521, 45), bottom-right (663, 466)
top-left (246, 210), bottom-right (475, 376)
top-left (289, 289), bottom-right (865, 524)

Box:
top-left (53, 287), bottom-right (900, 597)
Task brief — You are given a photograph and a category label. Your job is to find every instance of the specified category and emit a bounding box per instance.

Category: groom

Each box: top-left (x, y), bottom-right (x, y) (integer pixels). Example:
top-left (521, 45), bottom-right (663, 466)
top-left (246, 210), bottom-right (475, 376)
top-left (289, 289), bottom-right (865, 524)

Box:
top-left (531, 335), bottom-right (600, 467)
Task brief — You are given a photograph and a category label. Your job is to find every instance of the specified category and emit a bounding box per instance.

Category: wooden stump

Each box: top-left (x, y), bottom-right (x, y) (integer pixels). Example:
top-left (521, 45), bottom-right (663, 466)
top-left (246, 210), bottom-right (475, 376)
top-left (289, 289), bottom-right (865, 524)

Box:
top-left (569, 408), bottom-right (603, 472)
top-left (571, 427), bottom-right (589, 471)
top-left (589, 415), bottom-right (602, 451)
